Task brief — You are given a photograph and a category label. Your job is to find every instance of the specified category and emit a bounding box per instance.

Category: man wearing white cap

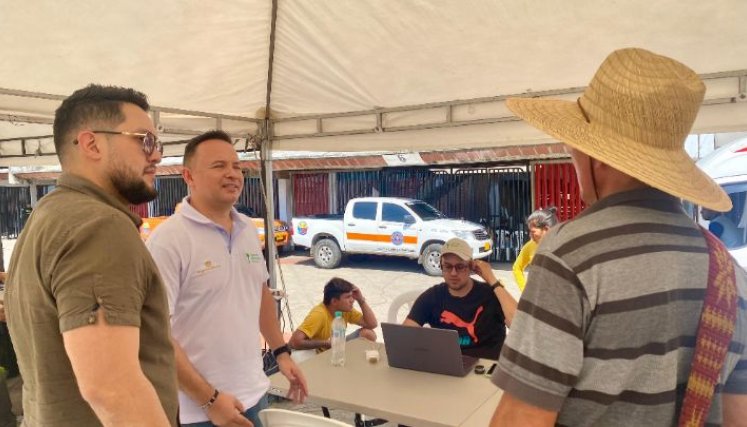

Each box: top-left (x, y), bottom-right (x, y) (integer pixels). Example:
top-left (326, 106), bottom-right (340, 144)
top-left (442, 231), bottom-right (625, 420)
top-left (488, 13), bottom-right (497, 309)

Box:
top-left (404, 238), bottom-right (517, 360)
top-left (490, 48), bottom-right (747, 426)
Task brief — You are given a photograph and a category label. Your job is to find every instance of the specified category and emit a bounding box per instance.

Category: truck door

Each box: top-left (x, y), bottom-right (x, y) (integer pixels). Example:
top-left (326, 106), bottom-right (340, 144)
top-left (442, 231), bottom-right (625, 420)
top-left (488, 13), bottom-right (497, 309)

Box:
top-left (344, 201), bottom-right (380, 253)
top-left (380, 202), bottom-right (419, 256)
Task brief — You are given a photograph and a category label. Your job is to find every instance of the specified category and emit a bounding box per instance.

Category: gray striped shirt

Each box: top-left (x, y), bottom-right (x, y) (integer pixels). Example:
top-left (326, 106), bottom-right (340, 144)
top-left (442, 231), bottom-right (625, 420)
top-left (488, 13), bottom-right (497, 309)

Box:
top-left (492, 188), bottom-right (747, 426)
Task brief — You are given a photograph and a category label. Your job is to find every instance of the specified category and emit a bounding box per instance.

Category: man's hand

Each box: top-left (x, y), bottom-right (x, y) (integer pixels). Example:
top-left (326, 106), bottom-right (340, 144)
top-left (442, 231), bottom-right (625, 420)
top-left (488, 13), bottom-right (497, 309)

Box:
top-left (351, 286), bottom-right (365, 304)
top-left (206, 391), bottom-right (253, 427)
top-left (277, 354), bottom-right (308, 403)
top-left (475, 259), bottom-right (518, 326)
top-left (472, 260), bottom-right (499, 285)
top-left (0, 301), bottom-right (6, 322)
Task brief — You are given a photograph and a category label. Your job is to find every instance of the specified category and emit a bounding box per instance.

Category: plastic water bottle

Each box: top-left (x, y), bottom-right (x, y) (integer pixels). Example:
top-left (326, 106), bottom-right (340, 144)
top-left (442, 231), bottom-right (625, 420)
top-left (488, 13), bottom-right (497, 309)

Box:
top-left (330, 311), bottom-right (346, 367)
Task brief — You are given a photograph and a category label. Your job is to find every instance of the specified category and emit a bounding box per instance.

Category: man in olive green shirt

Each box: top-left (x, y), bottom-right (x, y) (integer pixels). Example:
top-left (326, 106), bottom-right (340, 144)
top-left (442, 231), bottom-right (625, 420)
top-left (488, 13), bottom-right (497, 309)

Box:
top-left (5, 85), bottom-right (178, 426)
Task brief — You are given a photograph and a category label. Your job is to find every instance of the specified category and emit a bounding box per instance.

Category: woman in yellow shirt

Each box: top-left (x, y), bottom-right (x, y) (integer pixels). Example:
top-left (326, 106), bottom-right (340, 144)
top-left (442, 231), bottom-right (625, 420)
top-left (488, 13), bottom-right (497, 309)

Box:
top-left (513, 207), bottom-right (558, 291)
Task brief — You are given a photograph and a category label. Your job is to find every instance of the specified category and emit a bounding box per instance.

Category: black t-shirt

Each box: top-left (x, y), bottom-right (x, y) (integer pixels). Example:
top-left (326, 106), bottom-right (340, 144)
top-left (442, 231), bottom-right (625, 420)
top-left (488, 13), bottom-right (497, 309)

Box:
top-left (407, 281), bottom-right (506, 360)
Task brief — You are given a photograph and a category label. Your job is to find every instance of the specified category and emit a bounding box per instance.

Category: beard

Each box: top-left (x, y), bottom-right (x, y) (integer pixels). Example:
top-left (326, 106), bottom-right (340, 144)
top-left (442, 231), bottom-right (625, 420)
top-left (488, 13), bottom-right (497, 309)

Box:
top-left (109, 163), bottom-right (158, 205)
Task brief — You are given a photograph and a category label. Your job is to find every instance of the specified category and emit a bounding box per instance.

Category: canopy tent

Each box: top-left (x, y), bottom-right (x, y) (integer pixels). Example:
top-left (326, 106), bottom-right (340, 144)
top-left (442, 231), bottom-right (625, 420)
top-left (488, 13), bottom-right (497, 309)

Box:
top-left (1, 0), bottom-right (746, 165)
top-left (1, 0), bottom-right (747, 282)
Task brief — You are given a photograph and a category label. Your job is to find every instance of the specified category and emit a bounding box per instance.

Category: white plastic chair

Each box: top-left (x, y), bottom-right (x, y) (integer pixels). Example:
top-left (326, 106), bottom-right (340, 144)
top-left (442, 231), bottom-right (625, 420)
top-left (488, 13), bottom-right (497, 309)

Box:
top-left (259, 408), bottom-right (350, 426)
top-left (387, 289), bottom-right (423, 323)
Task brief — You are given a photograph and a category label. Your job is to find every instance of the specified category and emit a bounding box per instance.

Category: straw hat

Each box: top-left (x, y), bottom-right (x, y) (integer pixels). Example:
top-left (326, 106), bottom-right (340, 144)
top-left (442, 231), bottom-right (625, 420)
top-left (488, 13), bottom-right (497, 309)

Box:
top-left (507, 48), bottom-right (732, 212)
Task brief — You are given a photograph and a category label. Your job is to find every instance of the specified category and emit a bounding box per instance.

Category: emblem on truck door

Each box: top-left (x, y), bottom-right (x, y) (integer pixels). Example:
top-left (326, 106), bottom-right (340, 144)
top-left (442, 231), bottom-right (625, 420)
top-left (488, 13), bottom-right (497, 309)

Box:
top-left (297, 221), bottom-right (308, 235)
top-left (391, 231), bottom-right (404, 246)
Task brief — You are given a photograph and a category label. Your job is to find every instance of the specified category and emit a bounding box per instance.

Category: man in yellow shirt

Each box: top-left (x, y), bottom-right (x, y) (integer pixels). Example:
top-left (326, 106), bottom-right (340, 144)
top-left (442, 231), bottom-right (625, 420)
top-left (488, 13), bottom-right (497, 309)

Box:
top-left (512, 207), bottom-right (558, 291)
top-left (290, 278), bottom-right (378, 352)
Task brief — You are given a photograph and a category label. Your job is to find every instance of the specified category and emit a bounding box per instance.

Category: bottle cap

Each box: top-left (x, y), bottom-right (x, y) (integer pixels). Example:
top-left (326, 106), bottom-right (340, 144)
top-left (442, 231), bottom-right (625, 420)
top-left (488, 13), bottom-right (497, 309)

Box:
top-left (335, 311), bottom-right (342, 318)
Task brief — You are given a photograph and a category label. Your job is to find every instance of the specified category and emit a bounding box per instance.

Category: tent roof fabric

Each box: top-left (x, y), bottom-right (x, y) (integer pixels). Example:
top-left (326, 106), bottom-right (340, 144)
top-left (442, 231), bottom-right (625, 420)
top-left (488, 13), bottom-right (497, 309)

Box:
top-left (1, 0), bottom-right (747, 165)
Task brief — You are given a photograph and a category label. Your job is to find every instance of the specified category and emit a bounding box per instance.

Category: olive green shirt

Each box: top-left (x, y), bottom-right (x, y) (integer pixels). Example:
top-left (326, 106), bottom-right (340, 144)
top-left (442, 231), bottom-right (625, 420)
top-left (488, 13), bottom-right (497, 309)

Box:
top-left (5, 173), bottom-right (178, 426)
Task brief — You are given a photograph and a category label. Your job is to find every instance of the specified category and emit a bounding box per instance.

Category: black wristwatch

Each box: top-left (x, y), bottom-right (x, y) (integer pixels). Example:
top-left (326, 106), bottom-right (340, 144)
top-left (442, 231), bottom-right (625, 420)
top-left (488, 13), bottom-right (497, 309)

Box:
top-left (272, 344), bottom-right (292, 358)
top-left (490, 280), bottom-right (503, 290)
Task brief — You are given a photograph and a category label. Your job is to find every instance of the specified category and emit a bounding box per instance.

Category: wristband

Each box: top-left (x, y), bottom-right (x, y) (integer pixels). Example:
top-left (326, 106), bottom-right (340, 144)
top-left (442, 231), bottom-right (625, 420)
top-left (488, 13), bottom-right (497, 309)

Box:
top-left (490, 280), bottom-right (503, 290)
top-left (272, 344), bottom-right (292, 358)
top-left (200, 389), bottom-right (219, 410)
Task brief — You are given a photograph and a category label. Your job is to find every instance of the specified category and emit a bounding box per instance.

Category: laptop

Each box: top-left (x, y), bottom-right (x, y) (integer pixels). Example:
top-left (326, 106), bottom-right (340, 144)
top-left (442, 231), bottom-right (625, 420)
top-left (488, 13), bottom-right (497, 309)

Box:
top-left (381, 322), bottom-right (479, 377)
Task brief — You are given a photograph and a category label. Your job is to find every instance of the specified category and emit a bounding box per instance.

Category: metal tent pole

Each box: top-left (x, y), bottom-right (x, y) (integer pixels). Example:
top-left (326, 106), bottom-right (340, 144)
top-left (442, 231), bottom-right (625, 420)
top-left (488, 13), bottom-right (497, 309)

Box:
top-left (261, 0), bottom-right (280, 289)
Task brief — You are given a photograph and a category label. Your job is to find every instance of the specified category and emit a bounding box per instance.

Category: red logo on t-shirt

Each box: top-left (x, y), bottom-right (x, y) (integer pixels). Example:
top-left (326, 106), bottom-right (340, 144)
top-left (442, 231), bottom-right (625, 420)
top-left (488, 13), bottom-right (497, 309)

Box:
top-left (440, 306), bottom-right (484, 343)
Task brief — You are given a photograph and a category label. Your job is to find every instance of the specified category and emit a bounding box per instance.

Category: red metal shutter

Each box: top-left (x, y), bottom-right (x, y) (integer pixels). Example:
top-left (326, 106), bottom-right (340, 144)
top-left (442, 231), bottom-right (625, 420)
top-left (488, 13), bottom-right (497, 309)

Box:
top-left (533, 163), bottom-right (585, 222)
top-left (293, 173), bottom-right (329, 216)
top-left (128, 203), bottom-right (149, 218)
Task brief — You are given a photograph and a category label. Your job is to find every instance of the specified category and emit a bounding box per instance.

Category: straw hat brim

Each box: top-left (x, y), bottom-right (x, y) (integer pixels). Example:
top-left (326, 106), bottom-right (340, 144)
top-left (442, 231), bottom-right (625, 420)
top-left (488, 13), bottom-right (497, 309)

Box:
top-left (507, 97), bottom-right (732, 212)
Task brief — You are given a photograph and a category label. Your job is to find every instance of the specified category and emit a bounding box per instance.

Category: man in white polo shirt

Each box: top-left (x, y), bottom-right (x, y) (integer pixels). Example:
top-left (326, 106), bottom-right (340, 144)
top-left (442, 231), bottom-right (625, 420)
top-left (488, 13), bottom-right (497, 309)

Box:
top-left (147, 130), bottom-right (307, 427)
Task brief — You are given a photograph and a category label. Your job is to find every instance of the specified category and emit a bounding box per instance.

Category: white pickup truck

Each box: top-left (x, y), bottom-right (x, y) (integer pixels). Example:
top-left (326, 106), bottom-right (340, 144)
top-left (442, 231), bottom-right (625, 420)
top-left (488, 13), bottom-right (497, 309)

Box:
top-left (292, 197), bottom-right (493, 275)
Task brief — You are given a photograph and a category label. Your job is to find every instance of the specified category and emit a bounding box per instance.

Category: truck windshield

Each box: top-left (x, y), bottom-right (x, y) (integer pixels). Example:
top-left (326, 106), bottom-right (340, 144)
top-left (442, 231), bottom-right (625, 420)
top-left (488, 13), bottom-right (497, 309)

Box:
top-left (406, 201), bottom-right (446, 221)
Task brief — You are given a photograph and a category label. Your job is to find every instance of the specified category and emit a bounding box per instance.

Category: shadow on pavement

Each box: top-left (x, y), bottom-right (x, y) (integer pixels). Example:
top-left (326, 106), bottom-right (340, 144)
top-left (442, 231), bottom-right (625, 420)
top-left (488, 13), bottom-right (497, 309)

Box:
top-left (279, 250), bottom-right (423, 273)
top-left (280, 249), bottom-right (513, 274)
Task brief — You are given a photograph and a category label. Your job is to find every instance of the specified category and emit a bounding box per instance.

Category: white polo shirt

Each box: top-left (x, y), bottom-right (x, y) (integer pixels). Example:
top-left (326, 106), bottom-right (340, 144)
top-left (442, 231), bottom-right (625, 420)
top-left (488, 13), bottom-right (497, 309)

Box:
top-left (147, 198), bottom-right (270, 423)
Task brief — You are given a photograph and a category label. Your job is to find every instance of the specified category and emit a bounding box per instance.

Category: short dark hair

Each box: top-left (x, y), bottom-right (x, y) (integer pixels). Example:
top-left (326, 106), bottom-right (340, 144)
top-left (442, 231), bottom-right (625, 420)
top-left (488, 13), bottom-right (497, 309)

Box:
top-left (53, 84), bottom-right (149, 163)
top-left (323, 277), bottom-right (355, 306)
top-left (183, 130), bottom-right (233, 167)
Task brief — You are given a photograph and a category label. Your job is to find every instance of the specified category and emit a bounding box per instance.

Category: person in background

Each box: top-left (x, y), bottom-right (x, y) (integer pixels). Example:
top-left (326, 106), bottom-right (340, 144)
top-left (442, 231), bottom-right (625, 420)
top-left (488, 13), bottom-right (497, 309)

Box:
top-left (289, 277), bottom-right (378, 353)
top-left (512, 207), bottom-right (559, 291)
top-left (404, 238), bottom-right (517, 360)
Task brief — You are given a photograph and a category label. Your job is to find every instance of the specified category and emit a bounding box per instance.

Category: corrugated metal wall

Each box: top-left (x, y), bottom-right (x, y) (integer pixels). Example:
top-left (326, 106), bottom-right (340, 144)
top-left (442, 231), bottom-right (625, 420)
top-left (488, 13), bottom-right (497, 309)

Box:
top-left (533, 162), bottom-right (585, 222)
top-left (0, 163), bottom-right (585, 262)
top-left (0, 186), bottom-right (31, 238)
top-left (293, 173), bottom-right (329, 216)
top-left (152, 177), bottom-right (188, 216)
top-left (149, 175), bottom-right (278, 218)
top-left (238, 176), bottom-right (279, 218)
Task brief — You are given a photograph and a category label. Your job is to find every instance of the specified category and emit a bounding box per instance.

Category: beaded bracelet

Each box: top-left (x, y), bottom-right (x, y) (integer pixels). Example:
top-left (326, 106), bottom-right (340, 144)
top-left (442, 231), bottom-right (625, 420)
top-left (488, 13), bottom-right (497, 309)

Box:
top-left (200, 389), bottom-right (220, 410)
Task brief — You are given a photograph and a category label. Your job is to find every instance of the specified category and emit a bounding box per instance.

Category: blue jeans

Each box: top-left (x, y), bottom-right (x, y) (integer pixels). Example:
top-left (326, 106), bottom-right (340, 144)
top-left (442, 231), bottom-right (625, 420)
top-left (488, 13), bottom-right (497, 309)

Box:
top-left (182, 394), bottom-right (268, 427)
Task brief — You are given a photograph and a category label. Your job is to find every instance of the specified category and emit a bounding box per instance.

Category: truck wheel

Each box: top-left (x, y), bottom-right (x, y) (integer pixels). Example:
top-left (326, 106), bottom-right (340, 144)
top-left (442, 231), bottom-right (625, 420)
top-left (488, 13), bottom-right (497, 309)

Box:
top-left (313, 238), bottom-right (342, 269)
top-left (422, 243), bottom-right (443, 276)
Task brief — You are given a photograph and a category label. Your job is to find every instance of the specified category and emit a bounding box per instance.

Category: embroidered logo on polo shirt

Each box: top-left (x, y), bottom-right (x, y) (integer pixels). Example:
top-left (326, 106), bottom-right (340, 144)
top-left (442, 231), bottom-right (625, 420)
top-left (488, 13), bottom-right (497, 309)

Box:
top-left (196, 260), bottom-right (220, 276)
top-left (245, 253), bottom-right (262, 263)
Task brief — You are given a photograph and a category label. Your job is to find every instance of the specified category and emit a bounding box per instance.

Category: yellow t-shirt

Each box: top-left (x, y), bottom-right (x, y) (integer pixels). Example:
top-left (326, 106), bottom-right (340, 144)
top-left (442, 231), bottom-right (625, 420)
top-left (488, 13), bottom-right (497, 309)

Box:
top-left (512, 239), bottom-right (537, 292)
top-left (297, 302), bottom-right (363, 343)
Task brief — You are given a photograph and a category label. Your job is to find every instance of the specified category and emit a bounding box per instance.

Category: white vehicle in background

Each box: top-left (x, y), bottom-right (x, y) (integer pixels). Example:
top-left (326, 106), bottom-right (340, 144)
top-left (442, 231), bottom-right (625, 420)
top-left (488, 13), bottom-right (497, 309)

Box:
top-left (292, 197), bottom-right (492, 275)
top-left (696, 138), bottom-right (747, 269)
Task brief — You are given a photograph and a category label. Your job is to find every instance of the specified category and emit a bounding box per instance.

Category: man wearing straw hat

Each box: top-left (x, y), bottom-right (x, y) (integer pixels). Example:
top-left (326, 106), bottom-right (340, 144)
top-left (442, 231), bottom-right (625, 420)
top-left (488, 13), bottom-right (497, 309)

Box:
top-left (489, 48), bottom-right (747, 426)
